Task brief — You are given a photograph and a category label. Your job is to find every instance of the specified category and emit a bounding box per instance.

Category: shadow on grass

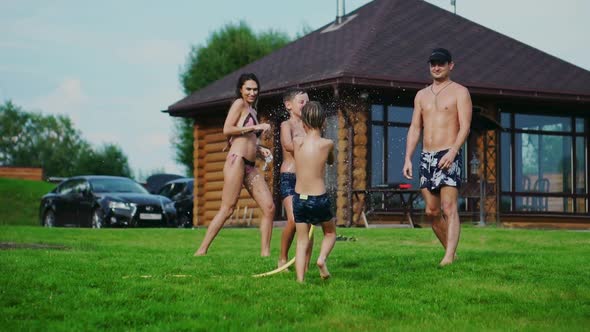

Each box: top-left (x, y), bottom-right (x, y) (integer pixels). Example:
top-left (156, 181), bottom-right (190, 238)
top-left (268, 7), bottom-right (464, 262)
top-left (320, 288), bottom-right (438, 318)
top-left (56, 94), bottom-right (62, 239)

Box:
top-left (0, 242), bottom-right (70, 250)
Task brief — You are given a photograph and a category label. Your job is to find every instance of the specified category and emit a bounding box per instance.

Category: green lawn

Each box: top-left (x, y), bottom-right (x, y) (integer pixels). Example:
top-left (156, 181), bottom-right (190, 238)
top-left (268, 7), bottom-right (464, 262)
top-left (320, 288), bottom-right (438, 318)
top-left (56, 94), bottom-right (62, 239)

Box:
top-left (1, 225), bottom-right (589, 331)
top-left (0, 178), bottom-right (55, 226)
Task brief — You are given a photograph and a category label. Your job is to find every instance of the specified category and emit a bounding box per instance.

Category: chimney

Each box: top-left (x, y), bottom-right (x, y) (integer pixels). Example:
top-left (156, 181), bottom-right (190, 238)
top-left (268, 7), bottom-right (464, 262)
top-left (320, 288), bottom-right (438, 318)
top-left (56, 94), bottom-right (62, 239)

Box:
top-left (336, 0), bottom-right (346, 24)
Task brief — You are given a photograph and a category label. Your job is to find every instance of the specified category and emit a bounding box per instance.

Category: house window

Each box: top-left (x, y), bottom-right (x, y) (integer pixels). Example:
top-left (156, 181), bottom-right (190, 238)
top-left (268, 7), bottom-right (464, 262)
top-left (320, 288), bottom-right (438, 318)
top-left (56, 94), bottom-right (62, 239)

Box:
top-left (500, 113), bottom-right (588, 214)
top-left (369, 104), bottom-right (421, 188)
top-left (367, 104), bottom-right (424, 212)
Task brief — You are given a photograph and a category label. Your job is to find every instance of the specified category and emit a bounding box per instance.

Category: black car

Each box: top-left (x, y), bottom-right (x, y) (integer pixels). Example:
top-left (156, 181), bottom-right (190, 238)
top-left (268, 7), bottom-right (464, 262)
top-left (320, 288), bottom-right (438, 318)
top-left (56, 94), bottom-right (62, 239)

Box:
top-left (39, 175), bottom-right (177, 228)
top-left (157, 178), bottom-right (194, 228)
top-left (144, 173), bottom-right (184, 194)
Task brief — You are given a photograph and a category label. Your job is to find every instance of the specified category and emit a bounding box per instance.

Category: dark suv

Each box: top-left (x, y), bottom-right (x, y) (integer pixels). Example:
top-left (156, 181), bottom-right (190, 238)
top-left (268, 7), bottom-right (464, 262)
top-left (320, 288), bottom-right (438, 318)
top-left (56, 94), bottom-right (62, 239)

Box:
top-left (157, 178), bottom-right (194, 228)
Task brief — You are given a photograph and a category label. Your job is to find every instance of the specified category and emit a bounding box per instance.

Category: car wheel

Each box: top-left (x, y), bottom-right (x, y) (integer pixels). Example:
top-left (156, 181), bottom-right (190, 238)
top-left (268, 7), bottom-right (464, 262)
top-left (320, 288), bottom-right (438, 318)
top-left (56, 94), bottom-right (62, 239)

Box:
top-left (92, 209), bottom-right (104, 229)
top-left (178, 214), bottom-right (191, 228)
top-left (43, 210), bottom-right (55, 227)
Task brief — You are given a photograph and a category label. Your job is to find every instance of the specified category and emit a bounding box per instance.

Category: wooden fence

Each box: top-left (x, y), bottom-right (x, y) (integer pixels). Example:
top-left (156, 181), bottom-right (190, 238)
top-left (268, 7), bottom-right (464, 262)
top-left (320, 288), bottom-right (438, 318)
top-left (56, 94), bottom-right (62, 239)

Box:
top-left (0, 167), bottom-right (44, 181)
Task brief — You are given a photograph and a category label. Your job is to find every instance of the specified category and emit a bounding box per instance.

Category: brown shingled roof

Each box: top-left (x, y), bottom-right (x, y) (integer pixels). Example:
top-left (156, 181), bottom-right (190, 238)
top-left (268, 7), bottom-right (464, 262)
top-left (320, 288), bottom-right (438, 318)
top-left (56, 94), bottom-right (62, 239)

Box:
top-left (168, 0), bottom-right (590, 115)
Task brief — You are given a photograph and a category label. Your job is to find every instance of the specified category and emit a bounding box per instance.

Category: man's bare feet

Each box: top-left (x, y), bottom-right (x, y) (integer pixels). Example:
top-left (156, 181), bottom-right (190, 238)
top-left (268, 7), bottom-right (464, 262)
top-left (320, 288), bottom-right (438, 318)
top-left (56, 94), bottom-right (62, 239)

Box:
top-left (317, 259), bottom-right (331, 280)
top-left (194, 250), bottom-right (206, 256)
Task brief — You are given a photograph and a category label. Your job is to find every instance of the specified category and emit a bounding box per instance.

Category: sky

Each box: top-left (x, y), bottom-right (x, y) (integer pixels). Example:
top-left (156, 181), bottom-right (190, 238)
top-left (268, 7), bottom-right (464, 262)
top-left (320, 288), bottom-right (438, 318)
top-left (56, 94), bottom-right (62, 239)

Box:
top-left (1, 0), bottom-right (589, 180)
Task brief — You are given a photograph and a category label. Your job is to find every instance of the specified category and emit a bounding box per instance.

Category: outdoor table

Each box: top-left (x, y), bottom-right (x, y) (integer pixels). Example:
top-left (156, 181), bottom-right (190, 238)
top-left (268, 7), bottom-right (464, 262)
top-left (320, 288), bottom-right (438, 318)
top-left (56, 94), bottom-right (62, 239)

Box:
top-left (351, 188), bottom-right (422, 228)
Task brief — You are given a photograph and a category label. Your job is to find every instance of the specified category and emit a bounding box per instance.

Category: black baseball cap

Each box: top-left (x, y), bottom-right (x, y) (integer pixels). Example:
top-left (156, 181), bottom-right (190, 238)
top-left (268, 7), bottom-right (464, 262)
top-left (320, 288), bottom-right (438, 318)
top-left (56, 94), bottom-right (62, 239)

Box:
top-left (428, 48), bottom-right (452, 63)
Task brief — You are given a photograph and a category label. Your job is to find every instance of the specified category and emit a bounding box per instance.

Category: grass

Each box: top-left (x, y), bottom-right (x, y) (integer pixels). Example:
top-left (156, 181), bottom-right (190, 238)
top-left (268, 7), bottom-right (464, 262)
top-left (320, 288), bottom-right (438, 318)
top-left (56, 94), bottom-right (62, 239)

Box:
top-left (1, 225), bottom-right (589, 331)
top-left (0, 178), bottom-right (55, 226)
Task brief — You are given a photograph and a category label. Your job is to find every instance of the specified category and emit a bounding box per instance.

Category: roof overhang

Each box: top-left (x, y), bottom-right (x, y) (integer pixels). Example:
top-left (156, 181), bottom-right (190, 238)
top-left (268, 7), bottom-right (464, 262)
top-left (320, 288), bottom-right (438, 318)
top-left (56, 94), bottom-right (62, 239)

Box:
top-left (166, 74), bottom-right (590, 118)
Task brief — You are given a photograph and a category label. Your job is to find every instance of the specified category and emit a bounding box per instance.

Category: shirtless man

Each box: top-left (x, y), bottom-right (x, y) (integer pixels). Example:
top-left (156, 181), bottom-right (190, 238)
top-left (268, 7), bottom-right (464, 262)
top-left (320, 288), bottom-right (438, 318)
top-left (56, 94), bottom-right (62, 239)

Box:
top-left (292, 101), bottom-right (336, 282)
top-left (278, 88), bottom-right (309, 269)
top-left (402, 48), bottom-right (472, 266)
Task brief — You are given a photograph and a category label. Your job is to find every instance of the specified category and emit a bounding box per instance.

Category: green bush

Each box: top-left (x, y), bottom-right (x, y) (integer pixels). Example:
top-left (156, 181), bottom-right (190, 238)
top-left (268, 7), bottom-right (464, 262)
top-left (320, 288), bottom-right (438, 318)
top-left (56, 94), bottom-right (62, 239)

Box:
top-left (0, 178), bottom-right (55, 225)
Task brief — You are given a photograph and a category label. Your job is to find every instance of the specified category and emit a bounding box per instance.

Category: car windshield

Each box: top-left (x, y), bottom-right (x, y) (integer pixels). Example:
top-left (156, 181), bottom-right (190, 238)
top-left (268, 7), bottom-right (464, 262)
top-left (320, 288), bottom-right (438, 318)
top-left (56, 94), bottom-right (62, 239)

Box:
top-left (158, 183), bottom-right (185, 198)
top-left (89, 178), bottom-right (148, 194)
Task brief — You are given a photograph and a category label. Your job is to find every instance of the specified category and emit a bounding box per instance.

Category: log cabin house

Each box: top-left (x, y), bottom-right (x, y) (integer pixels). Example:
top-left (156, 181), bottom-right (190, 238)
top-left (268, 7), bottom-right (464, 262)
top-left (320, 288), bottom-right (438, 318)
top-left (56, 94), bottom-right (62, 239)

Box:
top-left (166, 0), bottom-right (590, 229)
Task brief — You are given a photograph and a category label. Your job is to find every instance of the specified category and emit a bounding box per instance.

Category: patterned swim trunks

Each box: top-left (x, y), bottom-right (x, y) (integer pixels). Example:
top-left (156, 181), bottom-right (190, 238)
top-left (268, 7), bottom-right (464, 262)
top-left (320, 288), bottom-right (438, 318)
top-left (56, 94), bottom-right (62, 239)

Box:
top-left (293, 192), bottom-right (333, 225)
top-left (419, 148), bottom-right (463, 192)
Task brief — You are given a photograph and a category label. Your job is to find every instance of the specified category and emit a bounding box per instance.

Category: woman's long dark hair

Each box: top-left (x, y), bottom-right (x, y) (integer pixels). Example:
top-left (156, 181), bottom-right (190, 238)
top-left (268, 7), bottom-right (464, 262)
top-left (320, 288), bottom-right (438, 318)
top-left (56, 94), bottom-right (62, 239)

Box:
top-left (235, 73), bottom-right (260, 110)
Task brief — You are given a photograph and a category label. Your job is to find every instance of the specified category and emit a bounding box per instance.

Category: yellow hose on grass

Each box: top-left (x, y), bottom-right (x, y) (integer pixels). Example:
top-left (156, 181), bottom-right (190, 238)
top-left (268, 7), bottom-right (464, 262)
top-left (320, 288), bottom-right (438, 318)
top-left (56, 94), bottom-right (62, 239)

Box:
top-left (252, 225), bottom-right (315, 278)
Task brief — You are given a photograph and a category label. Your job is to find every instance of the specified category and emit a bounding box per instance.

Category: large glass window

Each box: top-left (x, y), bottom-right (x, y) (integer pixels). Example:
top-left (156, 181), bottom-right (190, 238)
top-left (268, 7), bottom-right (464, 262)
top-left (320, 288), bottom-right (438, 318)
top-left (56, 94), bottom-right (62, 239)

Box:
top-left (370, 104), bottom-right (421, 188)
top-left (500, 112), bottom-right (588, 214)
top-left (369, 104), bottom-right (423, 212)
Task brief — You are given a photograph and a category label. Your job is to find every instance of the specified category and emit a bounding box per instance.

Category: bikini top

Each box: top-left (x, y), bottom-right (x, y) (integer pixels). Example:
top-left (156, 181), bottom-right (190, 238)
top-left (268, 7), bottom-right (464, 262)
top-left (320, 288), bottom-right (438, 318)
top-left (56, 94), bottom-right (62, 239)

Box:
top-left (241, 108), bottom-right (261, 138)
top-left (227, 107), bottom-right (261, 149)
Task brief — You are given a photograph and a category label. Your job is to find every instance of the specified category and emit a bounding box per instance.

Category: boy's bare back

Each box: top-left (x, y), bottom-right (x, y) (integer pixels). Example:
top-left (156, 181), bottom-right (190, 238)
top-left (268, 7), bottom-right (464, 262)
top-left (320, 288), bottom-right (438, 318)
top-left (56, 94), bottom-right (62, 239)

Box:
top-left (293, 135), bottom-right (334, 195)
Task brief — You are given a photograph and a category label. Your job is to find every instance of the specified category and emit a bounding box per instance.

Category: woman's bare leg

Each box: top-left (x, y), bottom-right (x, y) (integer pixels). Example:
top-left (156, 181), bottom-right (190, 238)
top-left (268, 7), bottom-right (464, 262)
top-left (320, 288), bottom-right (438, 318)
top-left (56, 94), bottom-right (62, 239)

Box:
top-left (244, 168), bottom-right (275, 257)
top-left (295, 222), bottom-right (311, 282)
top-left (195, 156), bottom-right (244, 256)
top-left (317, 220), bottom-right (336, 279)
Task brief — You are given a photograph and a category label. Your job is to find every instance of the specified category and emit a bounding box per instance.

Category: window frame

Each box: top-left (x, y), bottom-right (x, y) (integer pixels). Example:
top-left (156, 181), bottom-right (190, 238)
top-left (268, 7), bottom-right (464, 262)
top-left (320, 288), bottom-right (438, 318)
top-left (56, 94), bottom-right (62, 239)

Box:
top-left (500, 111), bottom-right (588, 214)
top-left (369, 104), bottom-right (416, 188)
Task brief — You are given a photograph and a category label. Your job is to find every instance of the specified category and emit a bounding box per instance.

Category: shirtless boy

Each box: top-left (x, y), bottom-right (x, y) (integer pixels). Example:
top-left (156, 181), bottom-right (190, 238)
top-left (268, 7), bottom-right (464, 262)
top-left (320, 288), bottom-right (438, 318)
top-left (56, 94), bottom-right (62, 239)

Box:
top-left (292, 101), bottom-right (336, 282)
top-left (278, 88), bottom-right (309, 269)
top-left (402, 48), bottom-right (472, 266)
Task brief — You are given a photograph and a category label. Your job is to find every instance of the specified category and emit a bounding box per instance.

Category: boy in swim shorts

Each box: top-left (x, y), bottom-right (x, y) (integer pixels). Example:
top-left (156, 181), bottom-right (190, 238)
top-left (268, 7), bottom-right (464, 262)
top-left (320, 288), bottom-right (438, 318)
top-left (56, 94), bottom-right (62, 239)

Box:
top-left (292, 101), bottom-right (336, 283)
top-left (278, 88), bottom-right (308, 269)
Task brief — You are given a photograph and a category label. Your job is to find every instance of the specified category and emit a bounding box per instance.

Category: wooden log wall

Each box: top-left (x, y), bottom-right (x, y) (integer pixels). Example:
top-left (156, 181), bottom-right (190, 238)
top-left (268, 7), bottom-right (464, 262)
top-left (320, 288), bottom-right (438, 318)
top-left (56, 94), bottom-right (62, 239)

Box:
top-left (335, 110), bottom-right (350, 226)
top-left (0, 167), bottom-right (43, 181)
top-left (351, 110), bottom-right (368, 226)
top-left (335, 103), bottom-right (368, 226)
top-left (483, 129), bottom-right (498, 223)
top-left (474, 103), bottom-right (499, 224)
top-left (192, 123), bottom-right (200, 226)
top-left (192, 114), bottom-right (276, 227)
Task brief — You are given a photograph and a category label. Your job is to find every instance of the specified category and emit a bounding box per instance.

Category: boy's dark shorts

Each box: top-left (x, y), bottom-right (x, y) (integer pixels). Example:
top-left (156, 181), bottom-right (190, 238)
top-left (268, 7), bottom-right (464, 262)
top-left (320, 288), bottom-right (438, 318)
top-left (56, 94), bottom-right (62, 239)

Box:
top-left (280, 172), bottom-right (296, 200)
top-left (419, 148), bottom-right (462, 192)
top-left (293, 192), bottom-right (333, 225)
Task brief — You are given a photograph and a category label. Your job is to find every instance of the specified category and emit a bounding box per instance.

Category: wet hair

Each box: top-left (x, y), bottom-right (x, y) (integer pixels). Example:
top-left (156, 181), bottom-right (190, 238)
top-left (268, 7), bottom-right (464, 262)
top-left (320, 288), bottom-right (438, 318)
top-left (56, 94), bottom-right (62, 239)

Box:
top-left (282, 87), bottom-right (307, 103)
top-left (301, 101), bottom-right (325, 130)
top-left (235, 73), bottom-right (260, 109)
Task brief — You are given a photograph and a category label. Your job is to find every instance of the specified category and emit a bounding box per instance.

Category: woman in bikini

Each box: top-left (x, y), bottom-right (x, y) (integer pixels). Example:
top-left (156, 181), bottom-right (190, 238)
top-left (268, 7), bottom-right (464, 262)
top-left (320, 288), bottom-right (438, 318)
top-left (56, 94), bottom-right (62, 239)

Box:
top-left (195, 73), bottom-right (275, 257)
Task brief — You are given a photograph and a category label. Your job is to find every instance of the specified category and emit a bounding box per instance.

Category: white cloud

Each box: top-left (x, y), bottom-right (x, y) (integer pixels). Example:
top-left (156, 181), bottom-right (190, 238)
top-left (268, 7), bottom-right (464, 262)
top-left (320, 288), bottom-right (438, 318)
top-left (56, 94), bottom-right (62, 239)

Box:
top-left (28, 77), bottom-right (89, 122)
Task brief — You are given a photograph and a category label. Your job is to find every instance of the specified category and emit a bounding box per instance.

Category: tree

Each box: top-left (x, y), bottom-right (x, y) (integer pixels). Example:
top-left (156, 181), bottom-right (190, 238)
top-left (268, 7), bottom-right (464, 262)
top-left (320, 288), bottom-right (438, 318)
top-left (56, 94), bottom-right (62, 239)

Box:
top-left (174, 21), bottom-right (291, 175)
top-left (0, 101), bottom-right (28, 165)
top-left (75, 143), bottom-right (132, 177)
top-left (0, 101), bottom-right (87, 176)
top-left (0, 100), bottom-right (132, 178)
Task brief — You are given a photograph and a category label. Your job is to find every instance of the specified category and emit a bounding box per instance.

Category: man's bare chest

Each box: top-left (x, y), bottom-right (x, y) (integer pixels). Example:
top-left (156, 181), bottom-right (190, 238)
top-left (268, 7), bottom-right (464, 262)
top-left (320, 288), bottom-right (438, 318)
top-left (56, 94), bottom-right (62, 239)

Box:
top-left (421, 93), bottom-right (458, 114)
